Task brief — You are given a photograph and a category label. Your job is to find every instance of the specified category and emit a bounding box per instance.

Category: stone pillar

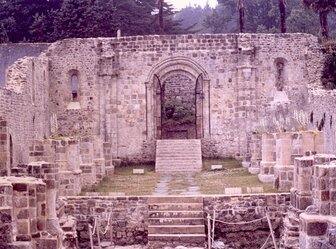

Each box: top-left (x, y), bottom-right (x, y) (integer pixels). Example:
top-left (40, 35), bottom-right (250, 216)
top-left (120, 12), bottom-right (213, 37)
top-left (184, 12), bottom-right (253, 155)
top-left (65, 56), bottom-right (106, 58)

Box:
top-left (248, 133), bottom-right (261, 174)
top-left (0, 180), bottom-right (13, 245)
top-left (80, 137), bottom-right (97, 187)
top-left (259, 133), bottom-right (276, 183)
top-left (104, 142), bottom-right (114, 176)
top-left (274, 132), bottom-right (294, 190)
top-left (299, 158), bottom-right (336, 249)
top-left (292, 156), bottom-right (314, 211)
top-left (93, 136), bottom-right (106, 182)
top-left (38, 163), bottom-right (60, 238)
top-left (0, 177), bottom-right (47, 248)
top-left (301, 131), bottom-right (315, 154)
top-left (314, 131), bottom-right (324, 154)
top-left (0, 118), bottom-right (9, 176)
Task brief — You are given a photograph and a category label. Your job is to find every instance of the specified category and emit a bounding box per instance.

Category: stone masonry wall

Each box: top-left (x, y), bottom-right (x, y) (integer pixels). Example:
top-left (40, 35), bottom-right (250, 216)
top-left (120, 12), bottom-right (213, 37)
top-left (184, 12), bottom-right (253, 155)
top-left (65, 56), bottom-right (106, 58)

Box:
top-left (41, 33), bottom-right (322, 163)
top-left (59, 193), bottom-right (290, 249)
top-left (0, 43), bottom-right (49, 87)
top-left (0, 55), bottom-right (50, 169)
top-left (204, 193), bottom-right (290, 249)
top-left (62, 196), bottom-right (149, 247)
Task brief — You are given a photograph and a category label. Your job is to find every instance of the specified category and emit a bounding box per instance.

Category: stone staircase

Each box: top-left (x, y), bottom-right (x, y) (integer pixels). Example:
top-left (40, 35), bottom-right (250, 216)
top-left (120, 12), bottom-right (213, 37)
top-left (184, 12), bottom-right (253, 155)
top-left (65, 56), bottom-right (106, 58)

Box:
top-left (155, 139), bottom-right (202, 173)
top-left (148, 196), bottom-right (206, 248)
top-left (281, 207), bottom-right (301, 249)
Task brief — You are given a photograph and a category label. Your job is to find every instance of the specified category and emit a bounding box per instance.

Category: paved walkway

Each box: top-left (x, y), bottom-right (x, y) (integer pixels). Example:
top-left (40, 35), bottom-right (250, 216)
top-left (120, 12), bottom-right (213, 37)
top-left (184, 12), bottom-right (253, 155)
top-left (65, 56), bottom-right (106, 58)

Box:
top-left (153, 173), bottom-right (201, 195)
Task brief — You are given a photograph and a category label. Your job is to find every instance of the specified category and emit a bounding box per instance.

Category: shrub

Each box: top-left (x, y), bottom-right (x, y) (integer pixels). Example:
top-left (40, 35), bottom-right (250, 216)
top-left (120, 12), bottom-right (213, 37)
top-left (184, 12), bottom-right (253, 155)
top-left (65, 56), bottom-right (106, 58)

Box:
top-left (321, 52), bottom-right (336, 89)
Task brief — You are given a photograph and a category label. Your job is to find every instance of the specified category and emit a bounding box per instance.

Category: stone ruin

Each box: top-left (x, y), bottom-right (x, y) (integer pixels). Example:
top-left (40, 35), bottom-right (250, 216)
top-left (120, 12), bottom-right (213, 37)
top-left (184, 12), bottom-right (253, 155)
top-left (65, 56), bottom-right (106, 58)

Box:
top-left (0, 33), bottom-right (336, 248)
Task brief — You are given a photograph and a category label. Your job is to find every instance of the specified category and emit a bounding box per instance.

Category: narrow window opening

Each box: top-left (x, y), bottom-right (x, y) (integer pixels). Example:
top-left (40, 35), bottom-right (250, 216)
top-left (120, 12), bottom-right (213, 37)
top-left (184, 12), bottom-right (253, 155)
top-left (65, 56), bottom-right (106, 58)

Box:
top-left (9, 135), bottom-right (13, 167)
top-left (71, 73), bottom-right (79, 102)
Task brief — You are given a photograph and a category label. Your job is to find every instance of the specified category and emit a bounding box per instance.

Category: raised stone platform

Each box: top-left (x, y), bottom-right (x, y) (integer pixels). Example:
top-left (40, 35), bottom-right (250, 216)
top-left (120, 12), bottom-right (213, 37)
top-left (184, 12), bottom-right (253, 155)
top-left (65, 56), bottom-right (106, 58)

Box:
top-left (155, 139), bottom-right (202, 173)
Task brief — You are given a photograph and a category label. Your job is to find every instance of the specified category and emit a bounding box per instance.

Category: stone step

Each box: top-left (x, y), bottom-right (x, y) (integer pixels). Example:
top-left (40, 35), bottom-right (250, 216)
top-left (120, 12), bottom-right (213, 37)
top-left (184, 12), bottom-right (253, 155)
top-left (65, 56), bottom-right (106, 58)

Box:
top-left (149, 203), bottom-right (203, 211)
top-left (156, 169), bottom-right (201, 173)
top-left (156, 156), bottom-right (201, 160)
top-left (148, 225), bottom-right (205, 234)
top-left (148, 217), bottom-right (204, 225)
top-left (148, 233), bottom-right (205, 243)
top-left (155, 165), bottom-right (202, 170)
top-left (157, 141), bottom-right (200, 144)
top-left (156, 162), bottom-right (202, 166)
top-left (156, 139), bottom-right (202, 173)
top-left (148, 196), bottom-right (203, 204)
top-left (149, 210), bottom-right (203, 219)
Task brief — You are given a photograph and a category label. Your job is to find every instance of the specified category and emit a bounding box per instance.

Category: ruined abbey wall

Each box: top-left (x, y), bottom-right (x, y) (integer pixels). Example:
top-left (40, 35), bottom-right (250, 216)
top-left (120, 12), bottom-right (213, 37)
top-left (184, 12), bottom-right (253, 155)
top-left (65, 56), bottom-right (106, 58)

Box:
top-left (0, 55), bottom-right (50, 172)
top-left (36, 33), bottom-right (323, 163)
top-left (0, 33), bottom-right (331, 186)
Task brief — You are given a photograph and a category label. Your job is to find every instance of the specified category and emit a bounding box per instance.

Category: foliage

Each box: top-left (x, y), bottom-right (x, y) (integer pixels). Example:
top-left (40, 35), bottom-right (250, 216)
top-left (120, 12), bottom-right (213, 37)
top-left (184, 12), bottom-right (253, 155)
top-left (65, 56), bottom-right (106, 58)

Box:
top-left (302, 0), bottom-right (336, 39)
top-left (203, 0), bottom-right (336, 38)
top-left (163, 100), bottom-right (195, 125)
top-left (174, 4), bottom-right (213, 33)
top-left (321, 52), bottom-right (336, 89)
top-left (0, 0), bottom-right (188, 43)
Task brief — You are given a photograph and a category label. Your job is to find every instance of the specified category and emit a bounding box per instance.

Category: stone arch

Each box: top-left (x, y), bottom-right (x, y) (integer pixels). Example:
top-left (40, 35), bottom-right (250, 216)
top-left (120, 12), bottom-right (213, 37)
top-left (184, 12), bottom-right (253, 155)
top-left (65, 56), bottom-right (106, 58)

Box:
top-left (145, 57), bottom-right (210, 140)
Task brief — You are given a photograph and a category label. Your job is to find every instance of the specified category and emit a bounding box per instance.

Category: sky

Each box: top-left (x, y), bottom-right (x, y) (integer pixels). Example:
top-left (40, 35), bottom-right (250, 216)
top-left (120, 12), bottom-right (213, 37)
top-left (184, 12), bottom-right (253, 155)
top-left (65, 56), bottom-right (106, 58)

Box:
top-left (166, 0), bottom-right (218, 10)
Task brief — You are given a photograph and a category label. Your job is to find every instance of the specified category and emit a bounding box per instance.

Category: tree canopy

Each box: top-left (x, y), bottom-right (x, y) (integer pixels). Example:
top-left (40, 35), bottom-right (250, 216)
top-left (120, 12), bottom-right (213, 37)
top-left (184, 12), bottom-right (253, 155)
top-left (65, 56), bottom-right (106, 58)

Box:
top-left (0, 0), bottom-right (335, 43)
top-left (0, 0), bottom-right (186, 43)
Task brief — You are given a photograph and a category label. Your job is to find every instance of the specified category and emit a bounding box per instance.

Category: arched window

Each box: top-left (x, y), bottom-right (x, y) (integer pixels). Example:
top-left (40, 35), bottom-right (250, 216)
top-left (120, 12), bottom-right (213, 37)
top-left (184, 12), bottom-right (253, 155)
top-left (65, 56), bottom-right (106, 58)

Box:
top-left (274, 58), bottom-right (287, 91)
top-left (71, 73), bottom-right (79, 102)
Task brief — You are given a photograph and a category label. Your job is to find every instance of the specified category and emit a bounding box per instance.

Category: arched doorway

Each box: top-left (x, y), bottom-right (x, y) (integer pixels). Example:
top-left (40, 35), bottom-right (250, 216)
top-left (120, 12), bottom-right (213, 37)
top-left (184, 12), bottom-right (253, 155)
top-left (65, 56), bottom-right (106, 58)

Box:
top-left (146, 57), bottom-right (210, 140)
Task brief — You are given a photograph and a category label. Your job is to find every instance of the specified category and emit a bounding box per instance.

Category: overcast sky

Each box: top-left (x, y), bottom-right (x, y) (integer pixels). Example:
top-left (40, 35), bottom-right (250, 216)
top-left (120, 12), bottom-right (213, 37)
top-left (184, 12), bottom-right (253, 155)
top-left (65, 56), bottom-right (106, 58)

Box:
top-left (166, 0), bottom-right (218, 10)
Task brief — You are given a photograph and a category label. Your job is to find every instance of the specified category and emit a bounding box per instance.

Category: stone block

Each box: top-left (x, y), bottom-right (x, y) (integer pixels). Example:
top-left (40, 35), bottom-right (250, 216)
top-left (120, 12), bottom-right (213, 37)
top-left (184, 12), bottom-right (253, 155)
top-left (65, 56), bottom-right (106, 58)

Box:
top-left (0, 208), bottom-right (12, 223)
top-left (16, 220), bottom-right (29, 235)
top-left (296, 195), bottom-right (313, 211)
top-left (211, 165), bottom-right (223, 170)
top-left (246, 187), bottom-right (263, 193)
top-left (13, 183), bottom-right (27, 192)
top-left (133, 169), bottom-right (144, 175)
top-left (306, 221), bottom-right (328, 236)
top-left (224, 187), bottom-right (242, 195)
top-left (35, 238), bottom-right (58, 249)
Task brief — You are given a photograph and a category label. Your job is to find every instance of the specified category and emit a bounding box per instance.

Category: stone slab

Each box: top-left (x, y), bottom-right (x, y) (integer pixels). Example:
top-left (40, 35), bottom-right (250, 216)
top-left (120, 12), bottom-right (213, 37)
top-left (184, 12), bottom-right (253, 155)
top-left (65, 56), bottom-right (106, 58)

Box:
top-left (211, 165), bottom-right (223, 170)
top-left (133, 169), bottom-right (145, 175)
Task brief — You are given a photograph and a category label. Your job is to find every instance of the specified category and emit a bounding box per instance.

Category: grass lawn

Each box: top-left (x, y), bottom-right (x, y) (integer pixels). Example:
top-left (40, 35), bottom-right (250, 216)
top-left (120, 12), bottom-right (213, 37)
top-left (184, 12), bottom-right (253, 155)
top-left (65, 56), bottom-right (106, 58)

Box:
top-left (82, 164), bottom-right (161, 196)
top-left (196, 158), bottom-right (277, 194)
top-left (81, 159), bottom-right (283, 196)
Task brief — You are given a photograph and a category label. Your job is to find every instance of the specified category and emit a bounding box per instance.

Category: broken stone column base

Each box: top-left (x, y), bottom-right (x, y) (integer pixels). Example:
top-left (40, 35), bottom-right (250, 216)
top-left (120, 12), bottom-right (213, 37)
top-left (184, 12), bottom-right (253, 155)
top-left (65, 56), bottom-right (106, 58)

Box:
top-left (248, 166), bottom-right (260, 174)
top-left (242, 161), bottom-right (250, 168)
top-left (258, 161), bottom-right (275, 183)
top-left (274, 165), bottom-right (294, 190)
top-left (258, 174), bottom-right (275, 183)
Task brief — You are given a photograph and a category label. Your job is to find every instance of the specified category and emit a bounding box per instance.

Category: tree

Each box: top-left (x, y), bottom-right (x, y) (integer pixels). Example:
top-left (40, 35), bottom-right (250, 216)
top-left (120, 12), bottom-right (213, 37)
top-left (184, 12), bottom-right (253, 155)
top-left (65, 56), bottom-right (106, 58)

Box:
top-left (237, 0), bottom-right (245, 32)
top-left (158, 0), bottom-right (164, 33)
top-left (279, 0), bottom-right (287, 32)
top-left (204, 0), bottom-right (238, 33)
top-left (303, 0), bottom-right (336, 40)
top-left (287, 7), bottom-right (319, 34)
top-left (175, 4), bottom-right (213, 33)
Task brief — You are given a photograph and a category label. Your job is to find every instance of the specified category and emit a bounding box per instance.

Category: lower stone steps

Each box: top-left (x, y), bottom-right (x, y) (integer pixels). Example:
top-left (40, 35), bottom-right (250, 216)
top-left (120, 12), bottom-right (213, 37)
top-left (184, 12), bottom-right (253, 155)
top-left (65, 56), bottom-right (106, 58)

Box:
top-left (148, 196), bottom-right (205, 247)
top-left (148, 233), bottom-right (206, 242)
top-left (148, 217), bottom-right (204, 225)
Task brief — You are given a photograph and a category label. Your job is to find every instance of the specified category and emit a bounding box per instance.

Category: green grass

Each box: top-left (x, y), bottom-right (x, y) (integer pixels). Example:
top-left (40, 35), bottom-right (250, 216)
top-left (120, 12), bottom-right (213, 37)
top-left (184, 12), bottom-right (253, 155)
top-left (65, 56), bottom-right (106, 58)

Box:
top-left (81, 159), bottom-right (283, 196)
top-left (81, 164), bottom-right (161, 196)
top-left (196, 159), bottom-right (281, 194)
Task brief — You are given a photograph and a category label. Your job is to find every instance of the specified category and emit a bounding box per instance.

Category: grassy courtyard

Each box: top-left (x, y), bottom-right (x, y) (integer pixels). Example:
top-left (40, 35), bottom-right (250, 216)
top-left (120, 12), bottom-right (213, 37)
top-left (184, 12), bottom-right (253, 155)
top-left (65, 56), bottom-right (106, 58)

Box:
top-left (82, 159), bottom-right (279, 196)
